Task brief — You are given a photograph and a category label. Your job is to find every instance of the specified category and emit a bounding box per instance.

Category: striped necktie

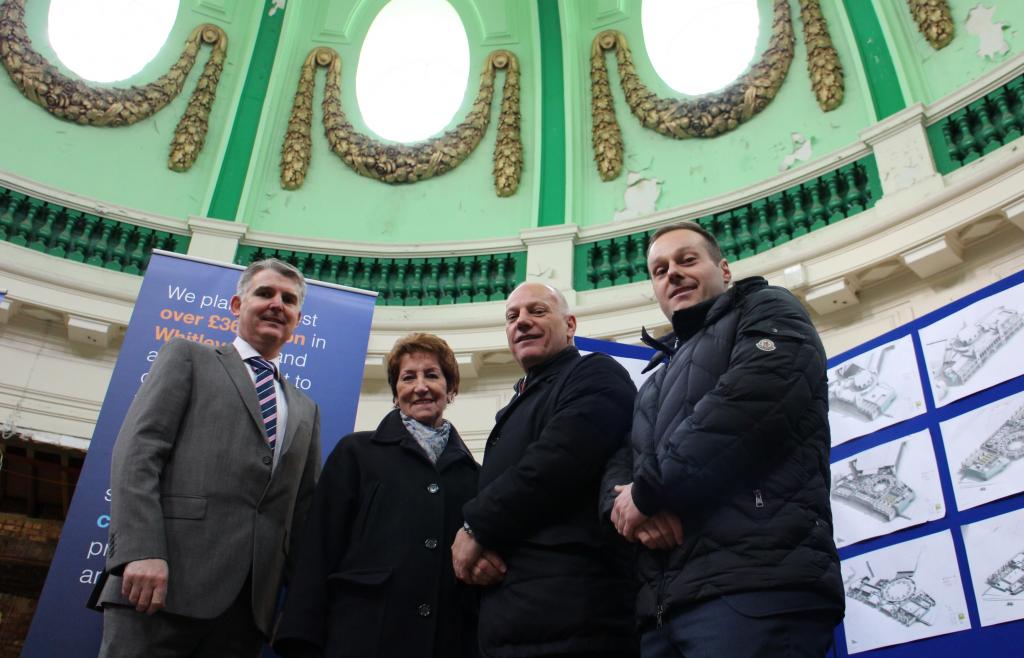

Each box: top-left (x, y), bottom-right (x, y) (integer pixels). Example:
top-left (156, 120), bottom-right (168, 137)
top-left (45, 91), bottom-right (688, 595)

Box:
top-left (247, 357), bottom-right (278, 449)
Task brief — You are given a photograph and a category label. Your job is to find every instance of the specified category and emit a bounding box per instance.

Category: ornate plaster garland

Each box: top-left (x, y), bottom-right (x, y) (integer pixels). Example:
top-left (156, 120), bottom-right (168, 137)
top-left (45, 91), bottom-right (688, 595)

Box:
top-left (281, 47), bottom-right (522, 197)
top-left (591, 0), bottom-right (846, 182)
top-left (906, 0), bottom-right (955, 50)
top-left (800, 0), bottom-right (844, 112)
top-left (0, 0), bottom-right (227, 172)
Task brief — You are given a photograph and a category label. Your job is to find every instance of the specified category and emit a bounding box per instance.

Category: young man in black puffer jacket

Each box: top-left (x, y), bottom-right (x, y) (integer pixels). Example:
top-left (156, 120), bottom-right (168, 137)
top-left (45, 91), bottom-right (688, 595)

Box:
top-left (604, 222), bottom-right (844, 657)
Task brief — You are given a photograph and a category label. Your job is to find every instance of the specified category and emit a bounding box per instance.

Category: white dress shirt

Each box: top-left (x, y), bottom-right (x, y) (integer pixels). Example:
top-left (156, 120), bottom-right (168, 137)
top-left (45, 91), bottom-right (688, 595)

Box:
top-left (233, 335), bottom-right (288, 471)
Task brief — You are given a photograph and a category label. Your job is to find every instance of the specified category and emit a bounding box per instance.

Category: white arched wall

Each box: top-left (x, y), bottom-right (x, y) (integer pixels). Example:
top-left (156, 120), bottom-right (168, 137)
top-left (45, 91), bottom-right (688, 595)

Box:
top-left (3, 57), bottom-right (1024, 459)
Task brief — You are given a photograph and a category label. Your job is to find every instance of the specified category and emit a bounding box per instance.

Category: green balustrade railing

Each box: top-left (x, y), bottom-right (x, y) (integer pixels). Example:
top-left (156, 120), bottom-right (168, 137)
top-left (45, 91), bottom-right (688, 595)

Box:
top-left (927, 75), bottom-right (1024, 174)
top-left (235, 245), bottom-right (526, 306)
top-left (0, 184), bottom-right (189, 274)
top-left (574, 156), bottom-right (881, 291)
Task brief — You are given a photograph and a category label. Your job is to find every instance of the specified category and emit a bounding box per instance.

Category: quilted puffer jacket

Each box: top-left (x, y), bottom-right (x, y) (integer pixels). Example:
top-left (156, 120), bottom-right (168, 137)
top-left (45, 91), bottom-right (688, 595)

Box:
top-left (603, 276), bottom-right (844, 627)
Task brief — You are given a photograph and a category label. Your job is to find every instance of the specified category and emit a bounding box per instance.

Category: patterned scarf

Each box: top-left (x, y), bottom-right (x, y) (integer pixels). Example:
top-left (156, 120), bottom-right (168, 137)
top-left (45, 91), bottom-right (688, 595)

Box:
top-left (400, 411), bottom-right (451, 464)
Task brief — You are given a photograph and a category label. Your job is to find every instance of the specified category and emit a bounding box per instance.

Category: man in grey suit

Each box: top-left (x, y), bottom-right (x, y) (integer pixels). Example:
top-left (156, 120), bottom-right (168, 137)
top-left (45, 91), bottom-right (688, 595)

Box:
top-left (98, 258), bottom-right (321, 657)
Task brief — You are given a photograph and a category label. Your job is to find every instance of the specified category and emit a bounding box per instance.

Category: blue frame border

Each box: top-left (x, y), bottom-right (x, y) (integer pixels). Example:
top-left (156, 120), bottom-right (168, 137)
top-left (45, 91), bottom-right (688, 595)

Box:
top-left (827, 268), bottom-right (1024, 657)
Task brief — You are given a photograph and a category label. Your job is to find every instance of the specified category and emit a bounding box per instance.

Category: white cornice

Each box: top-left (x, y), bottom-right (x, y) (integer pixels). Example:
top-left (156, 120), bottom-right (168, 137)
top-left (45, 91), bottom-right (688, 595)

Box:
top-left (925, 52), bottom-right (1024, 121)
top-left (860, 103), bottom-right (927, 145)
top-left (187, 216), bottom-right (249, 240)
top-left (0, 241), bottom-right (139, 325)
top-left (0, 168), bottom-right (187, 234)
top-left (520, 224), bottom-right (581, 245)
top-left (6, 136), bottom-right (1024, 370)
top-left (241, 228), bottom-right (526, 257)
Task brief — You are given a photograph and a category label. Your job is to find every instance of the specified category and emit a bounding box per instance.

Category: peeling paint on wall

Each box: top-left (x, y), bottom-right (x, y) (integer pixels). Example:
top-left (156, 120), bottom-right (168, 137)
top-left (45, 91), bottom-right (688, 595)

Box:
top-left (269, 0), bottom-right (287, 17)
top-left (780, 132), bottom-right (813, 171)
top-left (613, 171), bottom-right (662, 222)
top-left (966, 4), bottom-right (1010, 59)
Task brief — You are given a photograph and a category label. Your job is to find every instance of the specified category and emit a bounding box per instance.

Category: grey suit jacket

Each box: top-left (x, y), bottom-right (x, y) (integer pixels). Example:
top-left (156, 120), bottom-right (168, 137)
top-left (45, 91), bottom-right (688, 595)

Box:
top-left (100, 338), bottom-right (321, 636)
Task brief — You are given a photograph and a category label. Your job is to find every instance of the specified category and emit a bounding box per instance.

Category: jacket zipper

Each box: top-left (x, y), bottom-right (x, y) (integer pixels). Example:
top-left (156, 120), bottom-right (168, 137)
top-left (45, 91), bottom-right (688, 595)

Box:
top-left (654, 550), bottom-right (669, 628)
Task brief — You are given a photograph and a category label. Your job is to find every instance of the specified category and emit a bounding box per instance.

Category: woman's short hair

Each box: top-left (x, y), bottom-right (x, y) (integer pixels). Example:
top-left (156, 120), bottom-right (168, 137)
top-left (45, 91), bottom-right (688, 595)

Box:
top-left (386, 332), bottom-right (460, 398)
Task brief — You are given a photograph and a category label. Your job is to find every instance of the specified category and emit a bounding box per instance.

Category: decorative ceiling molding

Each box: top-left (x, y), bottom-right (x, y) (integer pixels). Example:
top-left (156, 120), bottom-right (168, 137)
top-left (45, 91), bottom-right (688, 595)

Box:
top-left (192, 0), bottom-right (238, 24)
top-left (589, 0), bottom-right (846, 182)
top-left (469, 0), bottom-right (519, 46)
top-left (280, 47), bottom-right (522, 196)
top-left (906, 0), bottom-right (955, 50)
top-left (799, 0), bottom-right (844, 112)
top-left (312, 0), bottom-right (358, 44)
top-left (591, 0), bottom-right (628, 30)
top-left (0, 0), bottom-right (227, 173)
top-left (589, 0), bottom-right (796, 182)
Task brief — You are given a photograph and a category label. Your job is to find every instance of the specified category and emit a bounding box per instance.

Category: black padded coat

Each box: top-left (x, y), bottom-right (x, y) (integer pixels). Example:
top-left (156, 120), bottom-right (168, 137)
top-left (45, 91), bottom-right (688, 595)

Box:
top-left (273, 410), bottom-right (479, 658)
top-left (602, 277), bottom-right (844, 627)
top-left (463, 347), bottom-right (638, 658)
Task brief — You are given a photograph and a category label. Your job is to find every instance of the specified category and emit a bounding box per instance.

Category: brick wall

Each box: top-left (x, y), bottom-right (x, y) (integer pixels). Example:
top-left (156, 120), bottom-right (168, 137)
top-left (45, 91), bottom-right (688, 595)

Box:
top-left (0, 512), bottom-right (63, 658)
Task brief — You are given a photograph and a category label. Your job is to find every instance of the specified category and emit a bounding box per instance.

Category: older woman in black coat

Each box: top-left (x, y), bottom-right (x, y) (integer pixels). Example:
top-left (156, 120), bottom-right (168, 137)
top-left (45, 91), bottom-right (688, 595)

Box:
top-left (274, 333), bottom-right (479, 658)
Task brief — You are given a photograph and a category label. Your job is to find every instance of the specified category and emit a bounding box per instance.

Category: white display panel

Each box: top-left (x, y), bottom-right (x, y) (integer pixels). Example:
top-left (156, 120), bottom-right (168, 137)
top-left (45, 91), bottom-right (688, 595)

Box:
top-left (962, 507), bottom-right (1024, 628)
top-left (842, 531), bottom-right (971, 654)
top-left (919, 282), bottom-right (1024, 407)
top-left (831, 431), bottom-right (945, 548)
top-left (939, 389), bottom-right (1024, 512)
top-left (828, 335), bottom-right (927, 447)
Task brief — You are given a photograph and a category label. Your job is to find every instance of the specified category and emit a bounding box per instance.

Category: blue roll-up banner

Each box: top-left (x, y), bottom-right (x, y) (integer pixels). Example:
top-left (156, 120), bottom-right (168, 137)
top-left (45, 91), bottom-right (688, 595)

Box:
top-left (22, 252), bottom-right (377, 657)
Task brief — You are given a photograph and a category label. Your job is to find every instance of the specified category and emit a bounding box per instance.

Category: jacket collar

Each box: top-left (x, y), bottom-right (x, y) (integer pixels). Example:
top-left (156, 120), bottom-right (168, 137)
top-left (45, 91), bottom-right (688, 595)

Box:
top-left (640, 277), bottom-right (768, 372)
top-left (640, 327), bottom-right (675, 373)
top-left (214, 343), bottom-right (268, 441)
top-left (371, 408), bottom-right (474, 467)
top-left (670, 275), bottom-right (768, 340)
top-left (513, 345), bottom-right (579, 395)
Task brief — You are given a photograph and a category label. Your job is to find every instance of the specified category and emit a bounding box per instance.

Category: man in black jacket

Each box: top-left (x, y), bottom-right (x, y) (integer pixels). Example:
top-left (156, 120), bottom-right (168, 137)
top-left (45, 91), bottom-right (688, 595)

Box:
top-left (453, 282), bottom-right (639, 658)
top-left (606, 222), bottom-right (844, 657)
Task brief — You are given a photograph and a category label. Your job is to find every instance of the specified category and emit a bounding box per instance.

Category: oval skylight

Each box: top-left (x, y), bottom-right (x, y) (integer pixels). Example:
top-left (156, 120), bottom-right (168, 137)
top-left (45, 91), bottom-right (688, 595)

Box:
top-left (641, 0), bottom-right (759, 96)
top-left (48, 0), bottom-right (180, 84)
top-left (356, 0), bottom-right (470, 143)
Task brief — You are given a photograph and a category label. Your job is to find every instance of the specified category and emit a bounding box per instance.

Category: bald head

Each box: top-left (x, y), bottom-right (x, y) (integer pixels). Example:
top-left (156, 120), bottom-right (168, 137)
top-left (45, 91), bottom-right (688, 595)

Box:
top-left (509, 282), bottom-right (570, 314)
top-left (504, 282), bottom-right (577, 371)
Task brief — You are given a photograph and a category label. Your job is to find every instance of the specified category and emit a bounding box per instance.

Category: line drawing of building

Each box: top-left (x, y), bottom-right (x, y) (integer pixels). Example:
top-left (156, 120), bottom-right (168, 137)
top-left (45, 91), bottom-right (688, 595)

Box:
top-left (834, 441), bottom-right (916, 521)
top-left (847, 560), bottom-right (936, 627)
top-left (961, 404), bottom-right (1024, 481)
top-left (937, 306), bottom-right (1022, 388)
top-left (829, 344), bottom-right (897, 421)
top-left (986, 550), bottom-right (1024, 598)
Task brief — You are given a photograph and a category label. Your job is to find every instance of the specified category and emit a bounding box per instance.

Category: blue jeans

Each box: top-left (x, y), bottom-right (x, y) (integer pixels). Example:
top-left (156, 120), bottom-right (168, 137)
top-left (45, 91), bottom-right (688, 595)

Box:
top-left (640, 596), bottom-right (838, 658)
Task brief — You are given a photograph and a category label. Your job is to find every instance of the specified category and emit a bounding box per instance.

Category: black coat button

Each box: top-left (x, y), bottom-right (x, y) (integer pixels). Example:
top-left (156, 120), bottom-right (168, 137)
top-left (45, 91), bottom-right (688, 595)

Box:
top-left (426, 483), bottom-right (440, 494)
top-left (262, 455), bottom-right (272, 466)
top-left (424, 538), bottom-right (438, 549)
top-left (418, 603), bottom-right (432, 617)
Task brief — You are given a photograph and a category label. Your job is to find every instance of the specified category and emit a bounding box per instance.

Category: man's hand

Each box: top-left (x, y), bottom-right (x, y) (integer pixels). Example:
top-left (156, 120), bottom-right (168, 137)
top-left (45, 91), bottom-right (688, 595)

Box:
top-left (471, 550), bottom-right (508, 586)
top-left (635, 511), bottom-right (684, 550)
top-left (452, 528), bottom-right (507, 585)
top-left (121, 558), bottom-right (168, 615)
top-left (611, 483), bottom-right (648, 541)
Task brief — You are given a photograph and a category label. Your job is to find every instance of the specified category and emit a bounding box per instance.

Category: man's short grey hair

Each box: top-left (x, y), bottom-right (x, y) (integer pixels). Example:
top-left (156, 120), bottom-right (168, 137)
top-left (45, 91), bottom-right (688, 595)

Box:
top-left (509, 281), bottom-right (572, 316)
top-left (236, 258), bottom-right (307, 305)
top-left (546, 284), bottom-right (571, 317)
